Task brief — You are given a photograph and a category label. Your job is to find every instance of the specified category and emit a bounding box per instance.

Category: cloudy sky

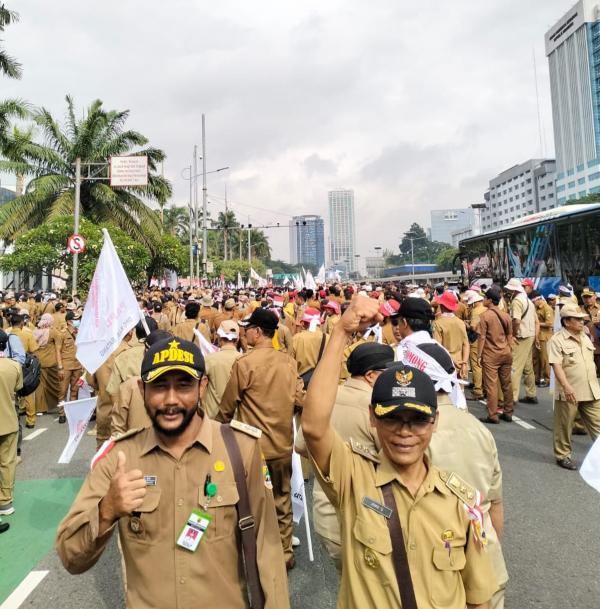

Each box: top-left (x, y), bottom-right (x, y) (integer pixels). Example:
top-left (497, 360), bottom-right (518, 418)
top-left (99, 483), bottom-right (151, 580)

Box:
top-left (2, 0), bottom-right (573, 261)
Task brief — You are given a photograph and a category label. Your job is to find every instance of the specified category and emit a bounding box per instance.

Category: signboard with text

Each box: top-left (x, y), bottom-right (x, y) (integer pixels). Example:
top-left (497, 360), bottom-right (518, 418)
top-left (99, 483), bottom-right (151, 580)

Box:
top-left (110, 155), bottom-right (148, 186)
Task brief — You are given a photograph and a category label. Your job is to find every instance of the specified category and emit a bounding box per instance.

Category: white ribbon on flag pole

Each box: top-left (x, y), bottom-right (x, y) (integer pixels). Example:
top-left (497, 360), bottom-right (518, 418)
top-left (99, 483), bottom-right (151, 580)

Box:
top-left (75, 229), bottom-right (140, 374)
top-left (292, 419), bottom-right (314, 561)
top-left (58, 397), bottom-right (97, 464)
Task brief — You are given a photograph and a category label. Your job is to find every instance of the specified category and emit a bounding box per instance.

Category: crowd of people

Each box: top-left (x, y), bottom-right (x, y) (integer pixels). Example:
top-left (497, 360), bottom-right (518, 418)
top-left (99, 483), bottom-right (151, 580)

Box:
top-left (0, 276), bottom-right (598, 608)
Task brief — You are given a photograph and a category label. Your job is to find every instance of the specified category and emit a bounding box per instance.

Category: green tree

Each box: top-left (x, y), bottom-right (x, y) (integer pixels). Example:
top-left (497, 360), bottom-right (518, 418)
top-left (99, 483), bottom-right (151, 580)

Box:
top-left (162, 204), bottom-right (190, 241)
top-left (0, 96), bottom-right (171, 249)
top-left (212, 258), bottom-right (266, 284)
top-left (214, 209), bottom-right (239, 260)
top-left (434, 246), bottom-right (459, 271)
top-left (388, 223), bottom-right (453, 266)
top-left (0, 4), bottom-right (21, 79)
top-left (566, 193), bottom-right (600, 205)
top-left (0, 99), bottom-right (28, 149)
top-left (0, 216), bottom-right (150, 292)
top-left (146, 234), bottom-right (189, 282)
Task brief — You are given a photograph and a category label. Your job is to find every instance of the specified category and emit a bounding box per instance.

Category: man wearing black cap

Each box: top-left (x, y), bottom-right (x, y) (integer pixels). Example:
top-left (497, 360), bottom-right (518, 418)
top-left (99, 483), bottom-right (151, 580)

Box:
top-left (218, 307), bottom-right (305, 569)
top-left (301, 296), bottom-right (495, 609)
top-left (57, 336), bottom-right (289, 609)
top-left (296, 342), bottom-right (394, 571)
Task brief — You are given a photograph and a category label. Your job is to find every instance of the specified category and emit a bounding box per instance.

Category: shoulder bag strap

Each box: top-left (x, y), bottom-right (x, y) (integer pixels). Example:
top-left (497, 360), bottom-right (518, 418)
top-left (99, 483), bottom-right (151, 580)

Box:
top-left (316, 332), bottom-right (326, 363)
top-left (381, 482), bottom-right (419, 609)
top-left (220, 424), bottom-right (265, 609)
top-left (491, 309), bottom-right (509, 337)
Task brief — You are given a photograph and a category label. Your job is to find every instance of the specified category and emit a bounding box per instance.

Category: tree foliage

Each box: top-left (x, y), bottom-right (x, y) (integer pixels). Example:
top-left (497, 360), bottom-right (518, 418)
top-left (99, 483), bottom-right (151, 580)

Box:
top-left (212, 259), bottom-right (266, 283)
top-left (0, 96), bottom-right (171, 250)
top-left (387, 222), bottom-right (454, 266)
top-left (0, 4), bottom-right (21, 79)
top-left (0, 216), bottom-right (150, 292)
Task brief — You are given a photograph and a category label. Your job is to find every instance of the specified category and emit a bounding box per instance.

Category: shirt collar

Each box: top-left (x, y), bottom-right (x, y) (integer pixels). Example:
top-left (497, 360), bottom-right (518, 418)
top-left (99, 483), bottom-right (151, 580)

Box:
top-left (375, 452), bottom-right (441, 497)
top-left (345, 377), bottom-right (372, 392)
top-left (140, 414), bottom-right (214, 456)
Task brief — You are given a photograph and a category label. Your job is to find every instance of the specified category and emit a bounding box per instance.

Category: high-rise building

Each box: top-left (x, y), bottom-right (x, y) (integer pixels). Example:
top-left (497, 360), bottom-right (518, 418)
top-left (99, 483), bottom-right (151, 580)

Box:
top-left (328, 190), bottom-right (356, 271)
top-left (430, 208), bottom-right (475, 244)
top-left (546, 1), bottom-right (600, 203)
top-left (481, 159), bottom-right (556, 232)
top-left (288, 214), bottom-right (325, 267)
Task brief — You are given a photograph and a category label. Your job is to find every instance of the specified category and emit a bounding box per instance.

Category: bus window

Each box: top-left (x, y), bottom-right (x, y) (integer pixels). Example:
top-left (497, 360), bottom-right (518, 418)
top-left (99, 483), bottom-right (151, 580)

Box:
top-left (586, 214), bottom-right (600, 277)
top-left (557, 221), bottom-right (587, 292)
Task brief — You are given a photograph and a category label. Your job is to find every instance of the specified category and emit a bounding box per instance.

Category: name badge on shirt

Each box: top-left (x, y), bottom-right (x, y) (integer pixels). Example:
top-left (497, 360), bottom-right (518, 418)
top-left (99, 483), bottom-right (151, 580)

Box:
top-left (362, 496), bottom-right (393, 519)
top-left (144, 475), bottom-right (157, 486)
top-left (176, 510), bottom-right (212, 552)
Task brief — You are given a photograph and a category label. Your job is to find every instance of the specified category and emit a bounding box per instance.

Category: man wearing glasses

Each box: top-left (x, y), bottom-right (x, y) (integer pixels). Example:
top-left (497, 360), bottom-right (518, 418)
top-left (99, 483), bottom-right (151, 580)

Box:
top-left (548, 303), bottom-right (600, 470)
top-left (301, 296), bottom-right (495, 609)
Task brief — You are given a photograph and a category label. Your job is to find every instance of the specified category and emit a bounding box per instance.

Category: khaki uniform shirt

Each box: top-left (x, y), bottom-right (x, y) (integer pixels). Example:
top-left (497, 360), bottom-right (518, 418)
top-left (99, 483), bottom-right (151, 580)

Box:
top-left (311, 434), bottom-right (496, 609)
top-left (296, 377), bottom-right (378, 544)
top-left (276, 323), bottom-right (293, 354)
top-left (429, 395), bottom-right (508, 588)
top-left (432, 314), bottom-right (469, 367)
top-left (0, 357), bottom-right (23, 435)
top-left (455, 301), bottom-right (468, 321)
top-left (469, 303), bottom-right (487, 333)
top-left (37, 328), bottom-right (63, 368)
top-left (582, 303), bottom-right (600, 354)
top-left (381, 321), bottom-right (396, 346)
top-left (204, 347), bottom-right (242, 419)
top-left (110, 376), bottom-right (152, 437)
top-left (151, 312), bottom-right (171, 332)
top-left (477, 307), bottom-right (513, 360)
top-left (8, 327), bottom-right (39, 354)
top-left (61, 327), bottom-right (82, 371)
top-left (211, 310), bottom-right (235, 334)
top-left (510, 293), bottom-right (536, 338)
top-left (218, 347), bottom-right (305, 460)
top-left (291, 329), bottom-right (327, 376)
top-left (173, 319), bottom-right (211, 346)
top-left (52, 312), bottom-right (67, 333)
top-left (324, 314), bottom-right (341, 336)
top-left (199, 306), bottom-right (217, 326)
top-left (56, 419), bottom-right (289, 609)
top-left (548, 329), bottom-right (600, 401)
top-left (106, 344), bottom-right (146, 397)
top-left (536, 303), bottom-right (555, 342)
top-left (87, 341), bottom-right (131, 414)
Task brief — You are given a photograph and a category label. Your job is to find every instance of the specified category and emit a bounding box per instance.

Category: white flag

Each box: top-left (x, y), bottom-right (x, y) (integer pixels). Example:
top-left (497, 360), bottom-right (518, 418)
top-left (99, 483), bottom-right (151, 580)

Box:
top-left (581, 436), bottom-right (600, 493)
top-left (193, 328), bottom-right (218, 357)
top-left (282, 275), bottom-right (290, 286)
top-left (58, 397), bottom-right (97, 464)
top-left (76, 229), bottom-right (140, 374)
top-left (305, 270), bottom-right (317, 291)
top-left (315, 264), bottom-right (325, 284)
top-left (237, 272), bottom-right (244, 289)
top-left (291, 420), bottom-right (306, 524)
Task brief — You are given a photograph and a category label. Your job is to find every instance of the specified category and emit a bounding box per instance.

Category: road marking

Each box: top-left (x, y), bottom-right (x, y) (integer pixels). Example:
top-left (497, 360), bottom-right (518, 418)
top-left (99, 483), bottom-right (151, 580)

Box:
top-left (0, 570), bottom-right (48, 609)
top-left (513, 416), bottom-right (536, 430)
top-left (23, 428), bottom-right (47, 441)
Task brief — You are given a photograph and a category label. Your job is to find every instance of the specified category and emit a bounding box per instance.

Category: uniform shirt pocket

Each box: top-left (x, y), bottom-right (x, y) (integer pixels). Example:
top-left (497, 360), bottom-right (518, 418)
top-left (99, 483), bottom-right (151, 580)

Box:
top-left (352, 515), bottom-right (393, 586)
top-left (561, 347), bottom-right (577, 368)
top-left (199, 483), bottom-right (240, 542)
top-left (431, 546), bottom-right (466, 607)
top-left (123, 487), bottom-right (161, 545)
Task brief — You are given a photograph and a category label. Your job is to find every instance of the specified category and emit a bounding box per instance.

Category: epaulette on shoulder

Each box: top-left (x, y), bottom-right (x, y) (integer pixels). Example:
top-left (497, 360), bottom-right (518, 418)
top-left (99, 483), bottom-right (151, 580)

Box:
top-left (230, 419), bottom-right (262, 439)
top-left (349, 438), bottom-right (380, 464)
top-left (114, 427), bottom-right (144, 442)
top-left (439, 470), bottom-right (477, 508)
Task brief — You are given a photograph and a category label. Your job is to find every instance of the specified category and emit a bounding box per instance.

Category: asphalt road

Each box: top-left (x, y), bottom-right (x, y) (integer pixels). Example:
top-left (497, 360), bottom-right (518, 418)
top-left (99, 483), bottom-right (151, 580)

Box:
top-left (2, 386), bottom-right (600, 609)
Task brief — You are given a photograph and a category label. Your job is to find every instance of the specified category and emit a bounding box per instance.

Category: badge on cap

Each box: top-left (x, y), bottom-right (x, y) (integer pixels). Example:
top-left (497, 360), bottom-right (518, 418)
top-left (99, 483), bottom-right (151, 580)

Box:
top-left (395, 369), bottom-right (413, 386)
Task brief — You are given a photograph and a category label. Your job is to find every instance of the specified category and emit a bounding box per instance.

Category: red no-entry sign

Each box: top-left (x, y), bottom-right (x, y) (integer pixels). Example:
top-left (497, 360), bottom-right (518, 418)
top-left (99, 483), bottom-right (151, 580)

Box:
top-left (68, 233), bottom-right (87, 254)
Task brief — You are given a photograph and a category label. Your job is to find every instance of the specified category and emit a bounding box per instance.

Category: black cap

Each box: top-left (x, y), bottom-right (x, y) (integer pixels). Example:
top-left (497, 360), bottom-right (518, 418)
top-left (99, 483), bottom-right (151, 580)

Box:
top-left (529, 290), bottom-right (541, 300)
top-left (238, 308), bottom-right (279, 331)
top-left (347, 343), bottom-right (395, 376)
top-left (371, 365), bottom-right (437, 418)
top-left (485, 285), bottom-right (502, 303)
top-left (399, 298), bottom-right (435, 321)
top-left (141, 337), bottom-right (205, 383)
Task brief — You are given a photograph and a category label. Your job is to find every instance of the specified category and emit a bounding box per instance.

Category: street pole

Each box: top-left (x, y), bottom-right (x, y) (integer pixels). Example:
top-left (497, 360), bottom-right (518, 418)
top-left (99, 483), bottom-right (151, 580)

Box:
top-left (188, 164), bottom-right (193, 286)
top-left (411, 238), bottom-right (415, 283)
top-left (248, 217), bottom-right (251, 266)
top-left (193, 145), bottom-right (199, 285)
top-left (72, 157), bottom-right (81, 296)
top-left (202, 114), bottom-right (208, 278)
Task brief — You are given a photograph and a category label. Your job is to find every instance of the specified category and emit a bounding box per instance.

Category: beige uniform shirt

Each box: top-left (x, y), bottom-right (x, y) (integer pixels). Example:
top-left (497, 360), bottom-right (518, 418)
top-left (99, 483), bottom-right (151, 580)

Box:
top-left (510, 293), bottom-right (536, 338)
top-left (311, 434), bottom-right (496, 609)
top-left (432, 314), bottom-right (469, 367)
top-left (218, 347), bottom-right (305, 460)
top-left (0, 357), bottom-right (23, 435)
top-left (296, 377), bottom-right (379, 544)
top-left (548, 328), bottom-right (600, 401)
top-left (173, 319), bottom-right (211, 345)
top-left (204, 347), bottom-right (242, 419)
top-left (537, 303), bottom-right (555, 341)
top-left (61, 327), bottom-right (82, 371)
top-left (469, 303), bottom-right (487, 332)
top-left (8, 327), bottom-right (39, 354)
top-left (110, 376), bottom-right (151, 437)
top-left (276, 323), bottom-right (293, 354)
top-left (36, 328), bottom-right (63, 368)
top-left (151, 312), bottom-right (171, 332)
top-left (429, 395), bottom-right (508, 588)
top-left (106, 344), bottom-right (146, 397)
top-left (291, 329), bottom-right (327, 376)
top-left (56, 419), bottom-right (289, 609)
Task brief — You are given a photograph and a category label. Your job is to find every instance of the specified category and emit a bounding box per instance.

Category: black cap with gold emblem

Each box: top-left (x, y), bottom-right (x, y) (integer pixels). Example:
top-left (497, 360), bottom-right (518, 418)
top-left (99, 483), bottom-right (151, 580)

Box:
top-left (371, 364), bottom-right (437, 418)
top-left (141, 337), bottom-right (205, 383)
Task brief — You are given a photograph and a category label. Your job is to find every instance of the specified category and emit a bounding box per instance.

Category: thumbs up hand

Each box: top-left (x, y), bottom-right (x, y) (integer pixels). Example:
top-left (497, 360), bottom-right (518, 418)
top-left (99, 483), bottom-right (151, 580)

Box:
top-left (99, 451), bottom-right (147, 529)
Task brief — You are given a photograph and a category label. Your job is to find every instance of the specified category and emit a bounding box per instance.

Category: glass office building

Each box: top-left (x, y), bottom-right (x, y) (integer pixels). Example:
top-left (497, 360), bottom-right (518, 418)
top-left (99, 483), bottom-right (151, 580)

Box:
top-left (328, 190), bottom-right (356, 271)
top-left (289, 214), bottom-right (325, 268)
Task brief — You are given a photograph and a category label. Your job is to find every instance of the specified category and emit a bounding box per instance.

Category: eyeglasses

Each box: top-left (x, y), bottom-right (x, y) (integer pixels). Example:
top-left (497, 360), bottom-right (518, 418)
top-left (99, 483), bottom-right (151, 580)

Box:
top-left (379, 416), bottom-right (435, 435)
top-left (390, 317), bottom-right (402, 327)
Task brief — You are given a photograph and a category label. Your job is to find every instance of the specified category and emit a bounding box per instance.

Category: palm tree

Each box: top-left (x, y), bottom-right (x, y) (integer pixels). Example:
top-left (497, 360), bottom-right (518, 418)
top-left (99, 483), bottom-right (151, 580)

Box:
top-left (249, 229), bottom-right (271, 260)
top-left (0, 99), bottom-right (28, 147)
top-left (0, 4), bottom-right (21, 79)
top-left (0, 96), bottom-right (170, 249)
top-left (162, 205), bottom-right (190, 241)
top-left (214, 209), bottom-right (239, 260)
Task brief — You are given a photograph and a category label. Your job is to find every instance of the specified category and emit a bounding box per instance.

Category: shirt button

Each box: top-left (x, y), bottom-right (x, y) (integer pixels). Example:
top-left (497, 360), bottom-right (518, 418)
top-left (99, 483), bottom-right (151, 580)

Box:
top-left (409, 542), bottom-right (416, 550)
top-left (217, 496), bottom-right (223, 503)
top-left (180, 577), bottom-right (185, 584)
top-left (368, 537), bottom-right (375, 544)
top-left (177, 499), bottom-right (184, 507)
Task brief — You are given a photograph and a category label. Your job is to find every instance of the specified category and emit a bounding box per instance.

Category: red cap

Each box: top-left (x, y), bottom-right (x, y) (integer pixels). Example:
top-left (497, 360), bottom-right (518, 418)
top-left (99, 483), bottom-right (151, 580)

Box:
top-left (323, 300), bottom-right (340, 315)
top-left (319, 289), bottom-right (327, 298)
top-left (380, 299), bottom-right (400, 317)
top-left (436, 290), bottom-right (458, 312)
top-left (521, 279), bottom-right (534, 288)
top-left (302, 308), bottom-right (321, 324)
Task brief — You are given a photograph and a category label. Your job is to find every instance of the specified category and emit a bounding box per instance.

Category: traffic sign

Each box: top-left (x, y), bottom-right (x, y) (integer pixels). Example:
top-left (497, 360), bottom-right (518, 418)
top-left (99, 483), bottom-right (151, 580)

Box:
top-left (68, 234), bottom-right (87, 254)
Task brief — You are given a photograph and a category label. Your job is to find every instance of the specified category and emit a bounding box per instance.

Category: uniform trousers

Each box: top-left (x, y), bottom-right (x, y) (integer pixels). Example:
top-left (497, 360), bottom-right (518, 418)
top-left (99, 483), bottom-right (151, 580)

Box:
top-left (266, 455), bottom-right (293, 561)
top-left (95, 400), bottom-right (113, 450)
top-left (60, 368), bottom-right (82, 402)
top-left (533, 340), bottom-right (550, 382)
top-left (511, 337), bottom-right (536, 402)
top-left (35, 366), bottom-right (61, 414)
top-left (553, 399), bottom-right (600, 460)
top-left (0, 431), bottom-right (18, 507)
top-left (469, 341), bottom-right (483, 396)
top-left (21, 393), bottom-right (36, 427)
top-left (482, 353), bottom-right (514, 417)
top-left (316, 533), bottom-right (342, 574)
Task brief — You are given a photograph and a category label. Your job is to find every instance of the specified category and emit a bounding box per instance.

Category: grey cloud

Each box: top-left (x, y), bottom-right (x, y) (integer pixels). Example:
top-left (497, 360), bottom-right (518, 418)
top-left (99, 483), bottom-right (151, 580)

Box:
top-left (303, 154), bottom-right (337, 176)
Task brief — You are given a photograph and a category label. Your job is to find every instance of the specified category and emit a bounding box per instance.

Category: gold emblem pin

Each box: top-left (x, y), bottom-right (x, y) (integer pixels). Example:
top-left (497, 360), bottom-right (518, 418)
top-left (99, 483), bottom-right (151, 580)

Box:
top-left (129, 516), bottom-right (143, 534)
top-left (364, 548), bottom-right (380, 569)
top-left (441, 530), bottom-right (455, 542)
top-left (395, 369), bottom-right (413, 387)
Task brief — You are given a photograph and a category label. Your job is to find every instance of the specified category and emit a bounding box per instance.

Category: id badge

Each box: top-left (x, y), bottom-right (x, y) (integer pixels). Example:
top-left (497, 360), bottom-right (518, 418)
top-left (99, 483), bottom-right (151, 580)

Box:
top-left (176, 510), bottom-right (212, 552)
